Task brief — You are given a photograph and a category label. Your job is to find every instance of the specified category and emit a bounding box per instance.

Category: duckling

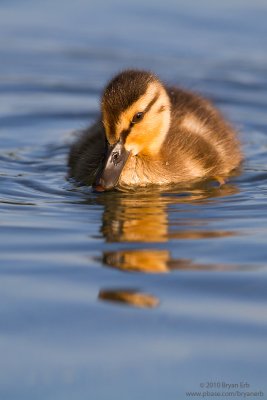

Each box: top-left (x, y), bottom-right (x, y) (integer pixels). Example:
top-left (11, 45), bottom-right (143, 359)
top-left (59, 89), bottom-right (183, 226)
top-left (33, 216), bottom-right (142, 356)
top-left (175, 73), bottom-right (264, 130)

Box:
top-left (68, 69), bottom-right (242, 191)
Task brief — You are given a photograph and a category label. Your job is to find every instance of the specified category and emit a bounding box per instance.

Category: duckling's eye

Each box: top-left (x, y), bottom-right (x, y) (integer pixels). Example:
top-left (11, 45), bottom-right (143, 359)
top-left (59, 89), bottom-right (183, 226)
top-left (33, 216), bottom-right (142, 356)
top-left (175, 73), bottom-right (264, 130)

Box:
top-left (131, 112), bottom-right (144, 124)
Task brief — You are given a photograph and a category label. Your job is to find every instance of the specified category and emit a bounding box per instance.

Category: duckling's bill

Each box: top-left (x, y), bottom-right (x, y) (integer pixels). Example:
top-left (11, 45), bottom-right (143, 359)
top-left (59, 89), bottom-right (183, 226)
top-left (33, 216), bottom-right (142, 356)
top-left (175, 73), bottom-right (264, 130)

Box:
top-left (93, 141), bottom-right (130, 192)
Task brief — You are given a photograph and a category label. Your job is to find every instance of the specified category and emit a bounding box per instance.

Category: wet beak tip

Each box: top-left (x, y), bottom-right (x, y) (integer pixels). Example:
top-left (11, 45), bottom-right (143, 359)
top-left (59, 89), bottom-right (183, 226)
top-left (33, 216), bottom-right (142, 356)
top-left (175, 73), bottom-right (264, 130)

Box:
top-left (93, 141), bottom-right (130, 192)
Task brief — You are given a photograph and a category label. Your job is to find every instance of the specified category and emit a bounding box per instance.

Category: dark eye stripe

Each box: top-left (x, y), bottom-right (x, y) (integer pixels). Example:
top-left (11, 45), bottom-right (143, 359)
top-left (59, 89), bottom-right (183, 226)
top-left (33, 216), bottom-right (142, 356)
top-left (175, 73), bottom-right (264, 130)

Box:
top-left (120, 127), bottom-right (132, 143)
top-left (144, 91), bottom-right (160, 113)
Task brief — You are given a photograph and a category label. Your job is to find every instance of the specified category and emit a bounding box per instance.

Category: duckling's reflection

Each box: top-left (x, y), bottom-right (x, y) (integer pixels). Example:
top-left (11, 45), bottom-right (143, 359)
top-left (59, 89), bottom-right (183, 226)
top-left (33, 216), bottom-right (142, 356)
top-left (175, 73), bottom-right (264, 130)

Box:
top-left (103, 249), bottom-right (172, 273)
top-left (98, 289), bottom-right (159, 308)
top-left (101, 196), bottom-right (168, 242)
top-left (100, 184), bottom-right (238, 243)
top-left (102, 249), bottom-right (242, 273)
top-left (93, 184), bottom-right (240, 307)
top-left (98, 183), bottom-right (239, 273)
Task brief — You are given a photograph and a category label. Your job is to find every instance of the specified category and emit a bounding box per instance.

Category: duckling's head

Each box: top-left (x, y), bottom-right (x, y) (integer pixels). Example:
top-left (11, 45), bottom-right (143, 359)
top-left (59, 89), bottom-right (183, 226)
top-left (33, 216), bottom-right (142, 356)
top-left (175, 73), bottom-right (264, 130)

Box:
top-left (94, 70), bottom-right (171, 191)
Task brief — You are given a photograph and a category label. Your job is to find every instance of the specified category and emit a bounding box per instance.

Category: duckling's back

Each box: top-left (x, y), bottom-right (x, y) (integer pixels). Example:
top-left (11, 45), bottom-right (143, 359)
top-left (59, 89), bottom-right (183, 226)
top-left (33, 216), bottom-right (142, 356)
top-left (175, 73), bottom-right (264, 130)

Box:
top-left (159, 87), bottom-right (242, 182)
top-left (68, 121), bottom-right (106, 185)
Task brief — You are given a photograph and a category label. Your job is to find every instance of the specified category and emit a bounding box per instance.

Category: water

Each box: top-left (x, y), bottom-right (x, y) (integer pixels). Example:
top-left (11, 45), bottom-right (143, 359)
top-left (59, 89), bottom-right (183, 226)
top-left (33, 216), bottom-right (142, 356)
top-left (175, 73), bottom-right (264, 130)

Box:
top-left (1, 1), bottom-right (267, 399)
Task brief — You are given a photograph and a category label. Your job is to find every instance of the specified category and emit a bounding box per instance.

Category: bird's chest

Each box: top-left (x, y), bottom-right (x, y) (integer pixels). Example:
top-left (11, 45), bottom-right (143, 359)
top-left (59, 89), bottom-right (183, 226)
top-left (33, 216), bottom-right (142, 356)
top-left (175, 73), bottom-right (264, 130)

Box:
top-left (119, 155), bottom-right (170, 187)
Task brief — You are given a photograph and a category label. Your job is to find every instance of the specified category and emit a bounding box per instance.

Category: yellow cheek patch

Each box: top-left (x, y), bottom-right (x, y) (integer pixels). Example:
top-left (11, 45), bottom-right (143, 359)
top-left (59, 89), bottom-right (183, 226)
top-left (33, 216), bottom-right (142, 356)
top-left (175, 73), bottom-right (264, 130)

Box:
top-left (116, 82), bottom-right (162, 137)
top-left (125, 97), bottom-right (171, 156)
top-left (125, 117), bottom-right (162, 156)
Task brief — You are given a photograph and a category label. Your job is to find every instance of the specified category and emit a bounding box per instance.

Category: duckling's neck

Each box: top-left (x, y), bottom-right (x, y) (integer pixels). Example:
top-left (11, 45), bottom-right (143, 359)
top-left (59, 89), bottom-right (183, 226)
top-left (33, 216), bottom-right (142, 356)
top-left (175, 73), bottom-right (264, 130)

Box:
top-left (145, 111), bottom-right (171, 158)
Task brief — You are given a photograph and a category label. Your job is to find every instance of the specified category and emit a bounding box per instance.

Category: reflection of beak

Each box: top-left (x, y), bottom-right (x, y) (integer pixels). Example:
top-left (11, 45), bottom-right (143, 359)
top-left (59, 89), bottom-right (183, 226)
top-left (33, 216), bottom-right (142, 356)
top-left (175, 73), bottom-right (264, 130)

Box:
top-left (93, 141), bottom-right (130, 192)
